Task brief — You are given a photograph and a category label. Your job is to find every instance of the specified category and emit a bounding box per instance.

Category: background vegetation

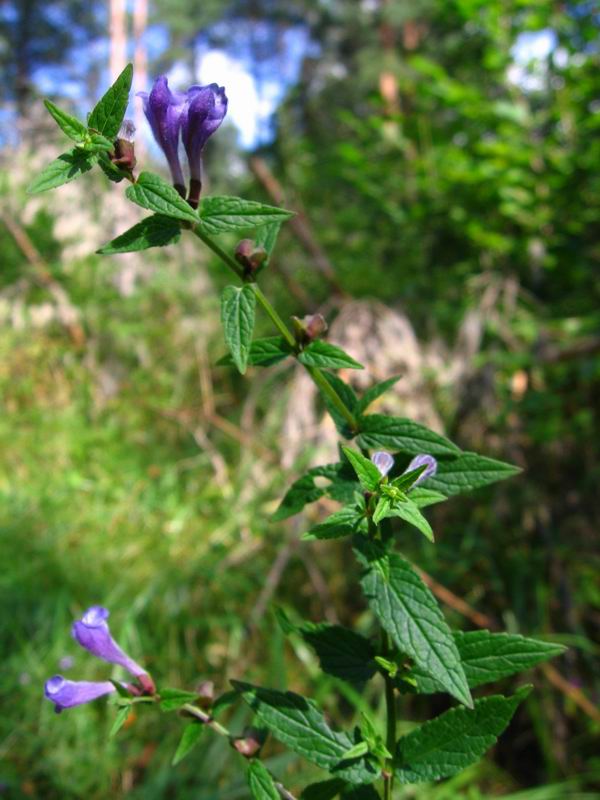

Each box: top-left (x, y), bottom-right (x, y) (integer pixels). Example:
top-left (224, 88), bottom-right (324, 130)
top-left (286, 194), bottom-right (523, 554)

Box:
top-left (0, 1), bottom-right (599, 797)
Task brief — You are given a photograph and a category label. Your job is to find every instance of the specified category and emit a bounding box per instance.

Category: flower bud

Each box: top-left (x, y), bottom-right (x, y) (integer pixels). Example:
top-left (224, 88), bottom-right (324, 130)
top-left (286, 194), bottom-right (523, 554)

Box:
top-left (371, 451), bottom-right (394, 477)
top-left (231, 727), bottom-right (265, 758)
top-left (291, 313), bottom-right (328, 345)
top-left (111, 119), bottom-right (136, 172)
top-left (234, 239), bottom-right (268, 275)
top-left (195, 680), bottom-right (214, 708)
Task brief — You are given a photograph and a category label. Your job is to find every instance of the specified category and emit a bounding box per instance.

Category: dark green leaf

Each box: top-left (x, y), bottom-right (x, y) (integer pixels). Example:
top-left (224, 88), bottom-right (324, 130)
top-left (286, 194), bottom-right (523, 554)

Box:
top-left (212, 689), bottom-right (239, 717)
top-left (383, 498), bottom-right (434, 542)
top-left (255, 221), bottom-right (282, 261)
top-left (357, 416), bottom-right (460, 457)
top-left (355, 540), bottom-right (471, 707)
top-left (412, 631), bottom-right (566, 693)
top-left (159, 687), bottom-right (198, 711)
top-left (109, 705), bottom-right (130, 738)
top-left (43, 100), bottom-right (87, 141)
top-left (221, 285), bottom-right (256, 374)
top-left (27, 149), bottom-right (96, 194)
top-left (298, 341), bottom-right (363, 370)
top-left (172, 723), bottom-right (204, 765)
top-left (303, 505), bottom-right (366, 541)
top-left (390, 466), bottom-right (427, 492)
top-left (342, 447), bottom-right (381, 491)
top-left (424, 452), bottom-right (521, 497)
top-left (247, 760), bottom-right (280, 800)
top-left (394, 686), bottom-right (531, 783)
top-left (272, 464), bottom-right (343, 521)
top-left (217, 336), bottom-right (292, 368)
top-left (126, 172), bottom-right (199, 223)
top-left (408, 488), bottom-right (447, 508)
top-left (301, 779), bottom-right (346, 800)
top-left (356, 377), bottom-right (401, 414)
top-left (97, 215), bottom-right (182, 254)
top-left (98, 153), bottom-right (127, 183)
top-left (232, 681), bottom-right (380, 785)
top-left (88, 63), bottom-right (133, 138)
top-left (199, 196), bottom-right (293, 234)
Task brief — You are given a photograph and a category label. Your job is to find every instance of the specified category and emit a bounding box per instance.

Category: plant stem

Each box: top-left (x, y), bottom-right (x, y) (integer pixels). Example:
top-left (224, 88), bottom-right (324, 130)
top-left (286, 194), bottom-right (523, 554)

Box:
top-left (191, 227), bottom-right (359, 432)
top-left (181, 703), bottom-right (230, 738)
top-left (383, 673), bottom-right (396, 800)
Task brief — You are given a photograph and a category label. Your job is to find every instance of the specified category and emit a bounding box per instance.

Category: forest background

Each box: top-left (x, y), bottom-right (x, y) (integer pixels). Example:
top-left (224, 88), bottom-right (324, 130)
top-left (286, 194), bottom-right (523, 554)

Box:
top-left (0, 0), bottom-right (599, 798)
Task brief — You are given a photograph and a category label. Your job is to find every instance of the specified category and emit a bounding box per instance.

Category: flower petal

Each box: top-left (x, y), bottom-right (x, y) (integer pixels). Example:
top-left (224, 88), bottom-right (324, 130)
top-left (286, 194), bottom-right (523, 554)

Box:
top-left (72, 606), bottom-right (145, 677)
top-left (44, 675), bottom-right (115, 713)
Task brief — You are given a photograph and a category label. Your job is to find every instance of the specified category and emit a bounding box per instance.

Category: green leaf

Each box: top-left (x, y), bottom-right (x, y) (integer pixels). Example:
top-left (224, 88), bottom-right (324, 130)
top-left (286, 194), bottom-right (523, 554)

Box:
top-left (394, 686), bottom-right (532, 783)
top-left (220, 285), bottom-right (256, 375)
top-left (98, 153), bottom-right (127, 183)
top-left (342, 447), bottom-right (381, 492)
top-left (159, 687), bottom-right (199, 711)
top-left (277, 610), bottom-right (377, 686)
top-left (303, 505), bottom-right (366, 541)
top-left (88, 63), bottom-right (133, 138)
top-left (272, 464), bottom-right (343, 521)
top-left (172, 723), bottom-right (204, 765)
top-left (248, 760), bottom-right (280, 800)
top-left (390, 466), bottom-right (427, 492)
top-left (43, 100), bottom-right (87, 142)
top-left (356, 377), bottom-right (401, 414)
top-left (342, 741), bottom-right (369, 760)
top-left (408, 488), bottom-right (447, 508)
top-left (255, 220), bottom-right (282, 262)
top-left (109, 705), bottom-right (130, 738)
top-left (383, 498), bottom-right (434, 542)
top-left (424, 452), bottom-right (521, 497)
top-left (354, 540), bottom-right (472, 707)
top-left (301, 779), bottom-right (347, 800)
top-left (26, 148), bottom-right (96, 194)
top-left (298, 341), bottom-right (363, 370)
top-left (199, 196), bottom-right (293, 234)
top-left (97, 215), bottom-right (182, 254)
top-left (217, 336), bottom-right (292, 368)
top-left (412, 631), bottom-right (566, 693)
top-left (88, 133), bottom-right (115, 151)
top-left (357, 416), bottom-right (460, 457)
top-left (232, 681), bottom-right (380, 785)
top-left (126, 172), bottom-right (199, 223)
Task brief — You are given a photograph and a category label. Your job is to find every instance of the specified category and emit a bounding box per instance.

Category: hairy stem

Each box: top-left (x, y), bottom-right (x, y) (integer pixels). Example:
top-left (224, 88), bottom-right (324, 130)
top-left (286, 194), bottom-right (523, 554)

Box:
top-left (181, 703), bottom-right (230, 738)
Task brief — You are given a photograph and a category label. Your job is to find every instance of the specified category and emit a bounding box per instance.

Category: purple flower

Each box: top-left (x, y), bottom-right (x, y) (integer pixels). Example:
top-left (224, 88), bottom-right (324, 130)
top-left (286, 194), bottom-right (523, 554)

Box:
top-left (371, 451), bottom-right (394, 477)
top-left (404, 454), bottom-right (438, 485)
top-left (44, 675), bottom-right (115, 713)
top-left (72, 606), bottom-right (145, 678)
top-left (181, 83), bottom-right (227, 205)
top-left (138, 76), bottom-right (187, 194)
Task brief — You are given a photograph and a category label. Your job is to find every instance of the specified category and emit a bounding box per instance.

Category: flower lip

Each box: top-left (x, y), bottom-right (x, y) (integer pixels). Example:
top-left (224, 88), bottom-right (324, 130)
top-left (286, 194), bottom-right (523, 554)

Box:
top-left (44, 675), bottom-right (115, 713)
top-left (80, 605), bottom-right (110, 627)
top-left (371, 451), bottom-right (394, 477)
top-left (404, 454), bottom-right (438, 485)
top-left (72, 605), bottom-right (146, 678)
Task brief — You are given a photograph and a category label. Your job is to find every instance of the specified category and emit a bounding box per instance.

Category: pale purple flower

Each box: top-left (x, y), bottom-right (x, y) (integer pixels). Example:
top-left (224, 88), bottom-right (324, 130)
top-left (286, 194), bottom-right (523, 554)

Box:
top-left (44, 675), bottom-right (115, 714)
top-left (371, 451), bottom-right (394, 477)
top-left (72, 606), bottom-right (145, 677)
top-left (138, 76), bottom-right (186, 194)
top-left (404, 454), bottom-right (438, 485)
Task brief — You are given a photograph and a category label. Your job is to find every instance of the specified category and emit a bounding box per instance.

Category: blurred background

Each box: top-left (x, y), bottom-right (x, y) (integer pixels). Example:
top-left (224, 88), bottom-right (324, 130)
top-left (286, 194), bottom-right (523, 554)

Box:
top-left (1, 0), bottom-right (599, 798)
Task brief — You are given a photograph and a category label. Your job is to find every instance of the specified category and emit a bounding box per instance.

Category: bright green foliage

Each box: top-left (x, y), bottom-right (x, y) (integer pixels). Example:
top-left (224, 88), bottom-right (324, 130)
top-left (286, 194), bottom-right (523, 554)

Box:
top-left (302, 504), bottom-right (366, 541)
top-left (220, 284), bottom-right (256, 374)
top-left (425, 453), bottom-right (522, 496)
top-left (217, 336), bottom-right (292, 367)
top-left (158, 688), bottom-right (199, 711)
top-left (26, 148), bottom-right (96, 194)
top-left (233, 682), bottom-right (380, 785)
top-left (199, 196), bottom-right (293, 234)
top-left (355, 541), bottom-right (472, 707)
top-left (298, 341), bottom-right (364, 370)
top-left (172, 723), bottom-right (204, 766)
top-left (411, 631), bottom-right (567, 693)
top-left (125, 172), bottom-right (199, 223)
top-left (342, 447), bottom-right (382, 491)
top-left (109, 705), bottom-right (131, 738)
top-left (357, 416), bottom-right (460, 457)
top-left (43, 99), bottom-right (88, 142)
top-left (97, 215), bottom-right (182, 254)
top-left (394, 686), bottom-right (532, 783)
top-left (247, 760), bottom-right (280, 800)
top-left (87, 63), bottom-right (133, 138)
top-left (374, 496), bottom-right (434, 542)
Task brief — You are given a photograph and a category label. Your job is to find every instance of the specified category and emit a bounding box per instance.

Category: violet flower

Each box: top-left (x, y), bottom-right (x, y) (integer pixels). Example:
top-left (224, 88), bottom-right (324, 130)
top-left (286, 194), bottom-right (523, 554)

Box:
top-left (72, 606), bottom-right (145, 678)
top-left (44, 675), bottom-right (115, 714)
top-left (371, 451), bottom-right (394, 477)
top-left (404, 454), bottom-right (438, 485)
top-left (181, 83), bottom-right (228, 207)
top-left (138, 76), bottom-right (187, 195)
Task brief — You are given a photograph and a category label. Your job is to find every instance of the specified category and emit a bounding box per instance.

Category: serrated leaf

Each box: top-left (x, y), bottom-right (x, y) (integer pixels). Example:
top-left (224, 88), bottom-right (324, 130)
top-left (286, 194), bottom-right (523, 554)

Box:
top-left (126, 172), bottom-right (199, 223)
top-left (356, 377), bottom-right (401, 414)
top-left (383, 498), bottom-right (434, 542)
top-left (248, 760), bottom-right (280, 800)
top-left (303, 505), bottom-right (366, 541)
top-left (159, 687), bottom-right (199, 711)
top-left (98, 215), bottom-right (182, 254)
top-left (98, 152), bottom-right (127, 183)
top-left (255, 220), bottom-right (282, 262)
top-left (424, 452), bottom-right (521, 497)
top-left (27, 148), bottom-right (96, 194)
top-left (394, 686), bottom-right (531, 783)
top-left (44, 100), bottom-right (87, 142)
top-left (88, 63), bottom-right (133, 138)
top-left (408, 488), bottom-right (447, 508)
top-left (109, 705), bottom-right (130, 738)
top-left (220, 285), bottom-right (256, 374)
top-left (412, 631), bottom-right (566, 693)
top-left (354, 540), bottom-right (472, 707)
top-left (217, 336), bottom-right (292, 367)
top-left (357, 416), bottom-right (460, 457)
top-left (88, 132), bottom-right (115, 151)
top-left (298, 341), bottom-right (363, 370)
top-left (277, 611), bottom-right (376, 686)
top-left (233, 681), bottom-right (380, 785)
top-left (342, 447), bottom-right (381, 492)
top-left (199, 195), bottom-right (293, 234)
top-left (272, 463), bottom-right (343, 521)
top-left (172, 723), bottom-right (204, 765)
